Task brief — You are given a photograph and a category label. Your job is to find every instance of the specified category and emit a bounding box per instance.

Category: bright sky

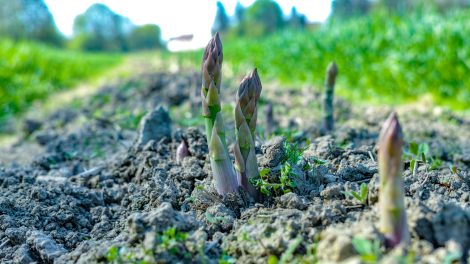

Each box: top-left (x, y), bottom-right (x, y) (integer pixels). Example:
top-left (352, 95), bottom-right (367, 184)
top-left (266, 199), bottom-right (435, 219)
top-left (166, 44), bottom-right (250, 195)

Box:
top-left (44, 0), bottom-right (332, 50)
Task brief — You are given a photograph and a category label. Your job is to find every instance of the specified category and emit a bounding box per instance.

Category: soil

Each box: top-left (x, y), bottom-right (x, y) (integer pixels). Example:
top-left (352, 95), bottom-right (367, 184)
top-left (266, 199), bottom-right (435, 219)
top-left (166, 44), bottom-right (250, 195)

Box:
top-left (0, 70), bottom-right (469, 264)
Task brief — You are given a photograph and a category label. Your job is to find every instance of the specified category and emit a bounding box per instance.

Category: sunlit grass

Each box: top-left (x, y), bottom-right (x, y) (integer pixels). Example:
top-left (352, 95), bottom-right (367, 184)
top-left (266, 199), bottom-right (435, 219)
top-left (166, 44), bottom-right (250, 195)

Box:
top-left (0, 39), bottom-right (123, 129)
top-left (171, 10), bottom-right (470, 111)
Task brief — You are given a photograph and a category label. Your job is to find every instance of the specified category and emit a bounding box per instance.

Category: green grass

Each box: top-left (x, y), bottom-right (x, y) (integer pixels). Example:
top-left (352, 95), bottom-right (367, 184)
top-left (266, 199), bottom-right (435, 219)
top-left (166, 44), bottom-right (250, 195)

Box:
top-left (0, 39), bottom-right (122, 129)
top-left (172, 10), bottom-right (470, 111)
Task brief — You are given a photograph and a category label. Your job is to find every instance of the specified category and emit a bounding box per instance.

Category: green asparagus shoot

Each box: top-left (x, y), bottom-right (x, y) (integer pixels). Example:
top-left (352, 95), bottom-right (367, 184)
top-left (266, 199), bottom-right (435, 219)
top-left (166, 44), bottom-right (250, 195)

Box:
top-left (378, 112), bottom-right (409, 248)
top-left (321, 61), bottom-right (338, 134)
top-left (201, 33), bottom-right (238, 195)
top-left (233, 69), bottom-right (262, 200)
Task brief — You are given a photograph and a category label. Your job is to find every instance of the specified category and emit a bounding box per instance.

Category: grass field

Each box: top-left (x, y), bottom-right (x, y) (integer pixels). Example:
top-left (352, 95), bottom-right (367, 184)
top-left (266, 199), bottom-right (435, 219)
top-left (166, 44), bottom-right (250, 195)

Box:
top-left (171, 10), bottom-right (470, 111)
top-left (1, 9), bottom-right (468, 133)
top-left (0, 39), bottom-right (122, 128)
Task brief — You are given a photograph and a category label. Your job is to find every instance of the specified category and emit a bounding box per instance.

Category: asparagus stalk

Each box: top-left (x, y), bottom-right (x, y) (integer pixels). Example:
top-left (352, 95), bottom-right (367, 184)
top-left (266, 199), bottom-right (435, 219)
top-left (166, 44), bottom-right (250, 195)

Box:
top-left (201, 33), bottom-right (238, 195)
top-left (233, 69), bottom-right (262, 200)
top-left (378, 112), bottom-right (409, 248)
top-left (321, 61), bottom-right (338, 133)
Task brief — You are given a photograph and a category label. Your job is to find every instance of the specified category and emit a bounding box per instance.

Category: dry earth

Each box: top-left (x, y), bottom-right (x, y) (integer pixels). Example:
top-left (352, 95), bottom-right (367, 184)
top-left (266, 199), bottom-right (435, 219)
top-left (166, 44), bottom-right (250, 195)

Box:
top-left (0, 70), bottom-right (469, 264)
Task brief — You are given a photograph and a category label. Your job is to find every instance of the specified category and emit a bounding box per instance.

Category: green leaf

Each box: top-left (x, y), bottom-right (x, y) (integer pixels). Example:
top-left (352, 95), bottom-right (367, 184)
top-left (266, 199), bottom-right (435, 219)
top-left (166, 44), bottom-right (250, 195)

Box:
top-left (421, 152), bottom-right (427, 163)
top-left (279, 236), bottom-right (302, 264)
top-left (267, 255), bottom-right (279, 264)
top-left (418, 143), bottom-right (429, 156)
top-left (260, 168), bottom-right (270, 177)
top-left (410, 159), bottom-right (416, 175)
top-left (311, 156), bottom-right (327, 165)
top-left (261, 186), bottom-right (269, 196)
top-left (409, 142), bottom-right (419, 156)
top-left (352, 237), bottom-right (380, 264)
top-left (429, 157), bottom-right (442, 170)
top-left (106, 246), bottom-right (119, 261)
top-left (360, 183), bottom-right (368, 203)
top-left (351, 192), bottom-right (362, 201)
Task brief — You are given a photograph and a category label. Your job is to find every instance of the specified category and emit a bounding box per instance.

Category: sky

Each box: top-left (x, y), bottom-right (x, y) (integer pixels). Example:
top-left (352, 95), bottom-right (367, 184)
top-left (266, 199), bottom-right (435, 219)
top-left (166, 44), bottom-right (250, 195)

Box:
top-left (44, 0), bottom-right (332, 50)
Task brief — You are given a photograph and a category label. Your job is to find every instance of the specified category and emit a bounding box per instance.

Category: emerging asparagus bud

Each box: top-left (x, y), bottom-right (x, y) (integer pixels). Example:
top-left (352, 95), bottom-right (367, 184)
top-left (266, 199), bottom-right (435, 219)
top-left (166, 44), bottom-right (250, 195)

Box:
top-left (201, 32), bottom-right (223, 143)
top-left (201, 33), bottom-right (238, 195)
top-left (321, 61), bottom-right (338, 134)
top-left (378, 112), bottom-right (409, 248)
top-left (233, 69), bottom-right (262, 200)
top-left (176, 140), bottom-right (189, 164)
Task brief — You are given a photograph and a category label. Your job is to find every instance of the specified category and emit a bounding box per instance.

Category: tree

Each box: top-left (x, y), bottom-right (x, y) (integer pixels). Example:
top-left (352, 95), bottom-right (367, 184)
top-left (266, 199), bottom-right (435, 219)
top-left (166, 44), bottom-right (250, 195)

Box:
top-left (234, 2), bottom-right (246, 24)
top-left (71, 4), bottom-right (133, 52)
top-left (288, 7), bottom-right (306, 30)
top-left (331, 0), bottom-right (370, 19)
top-left (127, 24), bottom-right (164, 50)
top-left (212, 1), bottom-right (230, 35)
top-left (243, 0), bottom-right (285, 37)
top-left (0, 0), bottom-right (63, 45)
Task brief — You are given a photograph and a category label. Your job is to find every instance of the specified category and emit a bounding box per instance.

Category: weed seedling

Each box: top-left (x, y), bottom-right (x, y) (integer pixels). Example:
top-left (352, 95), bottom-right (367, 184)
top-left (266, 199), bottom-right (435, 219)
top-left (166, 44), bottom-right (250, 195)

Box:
top-left (404, 141), bottom-right (442, 176)
top-left (251, 142), bottom-right (305, 197)
top-left (352, 237), bottom-right (381, 264)
top-left (342, 182), bottom-right (368, 205)
top-left (158, 227), bottom-right (188, 254)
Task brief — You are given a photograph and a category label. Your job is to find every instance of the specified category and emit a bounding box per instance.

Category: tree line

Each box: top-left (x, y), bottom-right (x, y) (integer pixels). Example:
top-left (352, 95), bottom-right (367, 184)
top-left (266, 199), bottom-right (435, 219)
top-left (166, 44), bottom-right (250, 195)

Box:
top-left (212, 0), bottom-right (470, 38)
top-left (2, 0), bottom-right (469, 52)
top-left (0, 0), bottom-right (164, 52)
top-left (331, 0), bottom-right (470, 19)
top-left (212, 0), bottom-right (308, 39)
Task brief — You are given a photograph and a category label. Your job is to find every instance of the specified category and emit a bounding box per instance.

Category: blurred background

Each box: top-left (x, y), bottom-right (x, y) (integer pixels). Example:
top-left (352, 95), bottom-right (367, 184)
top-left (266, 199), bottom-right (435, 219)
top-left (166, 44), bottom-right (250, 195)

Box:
top-left (0, 0), bottom-right (469, 133)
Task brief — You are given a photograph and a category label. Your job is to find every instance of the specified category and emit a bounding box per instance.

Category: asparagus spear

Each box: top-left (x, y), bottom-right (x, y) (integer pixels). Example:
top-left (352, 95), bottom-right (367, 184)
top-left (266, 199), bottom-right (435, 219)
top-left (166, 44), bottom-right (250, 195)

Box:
top-left (201, 33), bottom-right (238, 195)
top-left (378, 112), bottom-right (409, 248)
top-left (321, 61), bottom-right (338, 133)
top-left (233, 69), bottom-right (262, 200)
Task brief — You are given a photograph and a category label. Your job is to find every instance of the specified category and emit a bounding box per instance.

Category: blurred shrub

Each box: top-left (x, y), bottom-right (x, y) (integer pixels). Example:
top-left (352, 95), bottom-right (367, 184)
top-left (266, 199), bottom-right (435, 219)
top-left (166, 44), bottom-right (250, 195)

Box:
top-left (70, 3), bottom-right (164, 52)
top-left (0, 39), bottom-right (122, 128)
top-left (72, 3), bottom-right (133, 52)
top-left (128, 24), bottom-right (164, 50)
top-left (237, 0), bottom-right (285, 38)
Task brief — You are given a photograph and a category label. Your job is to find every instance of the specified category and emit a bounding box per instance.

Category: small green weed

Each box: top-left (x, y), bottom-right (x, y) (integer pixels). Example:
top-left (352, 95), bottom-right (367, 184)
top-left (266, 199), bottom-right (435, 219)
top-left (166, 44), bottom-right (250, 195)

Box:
top-left (158, 227), bottom-right (188, 254)
top-left (342, 183), bottom-right (368, 205)
top-left (403, 141), bottom-right (442, 176)
top-left (268, 236), bottom-right (302, 264)
top-left (252, 142), bottom-right (305, 197)
top-left (252, 164), bottom-right (296, 196)
top-left (351, 237), bottom-right (381, 264)
top-left (105, 227), bottom-right (189, 263)
top-left (283, 142), bottom-right (304, 165)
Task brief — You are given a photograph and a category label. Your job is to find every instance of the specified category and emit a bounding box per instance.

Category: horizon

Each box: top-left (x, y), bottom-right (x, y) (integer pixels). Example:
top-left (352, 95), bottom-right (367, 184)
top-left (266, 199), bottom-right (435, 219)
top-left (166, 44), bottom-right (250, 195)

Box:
top-left (44, 0), bottom-right (332, 50)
